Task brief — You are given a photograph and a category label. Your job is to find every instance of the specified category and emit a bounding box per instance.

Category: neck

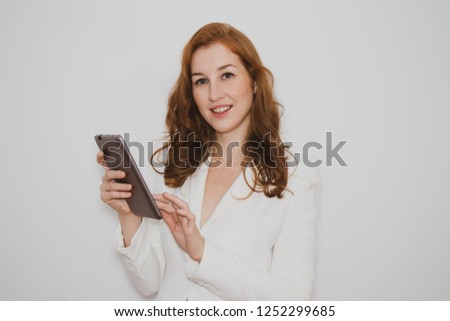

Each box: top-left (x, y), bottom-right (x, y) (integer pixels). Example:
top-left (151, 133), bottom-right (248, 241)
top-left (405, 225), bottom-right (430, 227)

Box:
top-left (213, 131), bottom-right (247, 168)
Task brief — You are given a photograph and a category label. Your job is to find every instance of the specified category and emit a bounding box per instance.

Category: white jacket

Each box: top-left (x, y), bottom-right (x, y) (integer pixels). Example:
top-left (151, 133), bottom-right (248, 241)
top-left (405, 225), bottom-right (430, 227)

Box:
top-left (114, 157), bottom-right (320, 300)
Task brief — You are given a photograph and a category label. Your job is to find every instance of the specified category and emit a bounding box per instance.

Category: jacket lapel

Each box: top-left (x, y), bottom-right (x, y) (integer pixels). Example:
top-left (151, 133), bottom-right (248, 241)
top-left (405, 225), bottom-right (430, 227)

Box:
top-left (187, 160), bottom-right (209, 228)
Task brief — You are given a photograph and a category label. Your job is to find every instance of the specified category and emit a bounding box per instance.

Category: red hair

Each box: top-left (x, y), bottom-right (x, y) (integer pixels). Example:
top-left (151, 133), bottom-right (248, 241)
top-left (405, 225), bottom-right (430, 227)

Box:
top-left (152, 22), bottom-right (289, 198)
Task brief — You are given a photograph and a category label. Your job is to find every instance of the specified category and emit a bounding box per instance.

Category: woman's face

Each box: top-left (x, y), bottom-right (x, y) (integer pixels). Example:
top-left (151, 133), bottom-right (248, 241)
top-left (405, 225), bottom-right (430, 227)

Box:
top-left (191, 42), bottom-right (254, 141)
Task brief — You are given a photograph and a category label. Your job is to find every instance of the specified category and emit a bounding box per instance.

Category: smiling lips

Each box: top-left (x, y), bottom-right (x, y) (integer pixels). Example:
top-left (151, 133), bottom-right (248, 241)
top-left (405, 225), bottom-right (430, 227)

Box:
top-left (210, 104), bottom-right (233, 114)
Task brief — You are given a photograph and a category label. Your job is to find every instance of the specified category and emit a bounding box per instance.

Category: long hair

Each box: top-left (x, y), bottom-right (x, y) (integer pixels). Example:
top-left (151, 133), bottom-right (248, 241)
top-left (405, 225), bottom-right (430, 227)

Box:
top-left (151, 22), bottom-right (289, 198)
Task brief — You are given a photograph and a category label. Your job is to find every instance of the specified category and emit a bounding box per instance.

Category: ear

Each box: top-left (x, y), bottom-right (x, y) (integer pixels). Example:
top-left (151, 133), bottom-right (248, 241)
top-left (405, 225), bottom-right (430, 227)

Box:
top-left (253, 83), bottom-right (257, 94)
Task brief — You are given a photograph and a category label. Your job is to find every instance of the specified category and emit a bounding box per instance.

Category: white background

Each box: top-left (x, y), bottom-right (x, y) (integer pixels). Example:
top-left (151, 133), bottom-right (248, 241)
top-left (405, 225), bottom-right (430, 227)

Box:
top-left (0, 0), bottom-right (449, 300)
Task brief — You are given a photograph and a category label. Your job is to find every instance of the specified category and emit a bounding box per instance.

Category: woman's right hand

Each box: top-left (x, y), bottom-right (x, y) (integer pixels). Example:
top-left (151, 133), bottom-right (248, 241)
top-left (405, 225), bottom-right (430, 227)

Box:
top-left (96, 151), bottom-right (133, 217)
top-left (97, 151), bottom-right (142, 247)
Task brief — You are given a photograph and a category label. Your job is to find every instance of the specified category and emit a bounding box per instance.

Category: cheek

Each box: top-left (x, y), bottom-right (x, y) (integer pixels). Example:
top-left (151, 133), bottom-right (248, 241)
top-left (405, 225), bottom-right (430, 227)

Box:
top-left (192, 89), bottom-right (211, 120)
top-left (234, 84), bottom-right (253, 105)
top-left (192, 89), bottom-right (205, 108)
top-left (230, 78), bottom-right (253, 100)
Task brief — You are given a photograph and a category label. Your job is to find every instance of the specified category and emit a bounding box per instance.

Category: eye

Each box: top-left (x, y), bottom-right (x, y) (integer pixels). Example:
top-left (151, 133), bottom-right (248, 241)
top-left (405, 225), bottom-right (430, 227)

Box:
top-left (222, 72), bottom-right (234, 80)
top-left (194, 78), bottom-right (208, 85)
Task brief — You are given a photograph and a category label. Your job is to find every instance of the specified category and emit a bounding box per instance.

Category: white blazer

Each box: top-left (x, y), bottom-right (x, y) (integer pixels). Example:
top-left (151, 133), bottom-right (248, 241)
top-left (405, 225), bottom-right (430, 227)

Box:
top-left (114, 156), bottom-right (320, 300)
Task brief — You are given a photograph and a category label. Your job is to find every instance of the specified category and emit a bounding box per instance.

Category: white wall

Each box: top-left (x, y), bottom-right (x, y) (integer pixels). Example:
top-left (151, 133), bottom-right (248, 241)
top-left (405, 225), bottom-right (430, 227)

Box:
top-left (0, 0), bottom-right (449, 300)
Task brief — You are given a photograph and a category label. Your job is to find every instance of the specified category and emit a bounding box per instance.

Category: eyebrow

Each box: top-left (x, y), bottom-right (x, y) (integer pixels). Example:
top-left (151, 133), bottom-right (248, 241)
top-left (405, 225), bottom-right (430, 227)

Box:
top-left (191, 64), bottom-right (237, 77)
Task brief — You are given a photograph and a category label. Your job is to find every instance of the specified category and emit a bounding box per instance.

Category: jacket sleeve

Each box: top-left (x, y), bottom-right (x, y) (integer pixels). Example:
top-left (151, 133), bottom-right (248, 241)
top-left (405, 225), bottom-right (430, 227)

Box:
top-left (113, 161), bottom-right (166, 297)
top-left (184, 168), bottom-right (320, 300)
top-left (113, 218), bottom-right (166, 296)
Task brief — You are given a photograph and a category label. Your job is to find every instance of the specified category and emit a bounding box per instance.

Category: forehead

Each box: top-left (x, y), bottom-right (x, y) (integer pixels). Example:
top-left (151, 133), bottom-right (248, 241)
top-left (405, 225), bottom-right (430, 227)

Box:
top-left (191, 43), bottom-right (243, 72)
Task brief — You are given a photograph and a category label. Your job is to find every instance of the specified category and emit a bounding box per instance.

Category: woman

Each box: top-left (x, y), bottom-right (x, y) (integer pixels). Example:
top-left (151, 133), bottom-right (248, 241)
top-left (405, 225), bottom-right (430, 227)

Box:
top-left (97, 23), bottom-right (319, 300)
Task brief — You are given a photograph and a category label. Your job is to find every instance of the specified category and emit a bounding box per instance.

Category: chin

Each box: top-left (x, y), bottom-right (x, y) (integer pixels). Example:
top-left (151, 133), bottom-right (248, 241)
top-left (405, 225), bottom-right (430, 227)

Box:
top-left (212, 127), bottom-right (232, 135)
top-left (208, 122), bottom-right (233, 134)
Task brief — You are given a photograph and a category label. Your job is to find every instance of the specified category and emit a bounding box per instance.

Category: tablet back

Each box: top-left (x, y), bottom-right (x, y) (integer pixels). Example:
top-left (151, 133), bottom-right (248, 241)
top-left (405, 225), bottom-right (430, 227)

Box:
top-left (95, 134), bottom-right (162, 220)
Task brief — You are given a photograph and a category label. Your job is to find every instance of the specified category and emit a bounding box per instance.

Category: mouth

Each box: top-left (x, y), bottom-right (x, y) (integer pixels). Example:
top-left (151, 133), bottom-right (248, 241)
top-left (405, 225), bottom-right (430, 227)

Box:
top-left (210, 105), bottom-right (233, 114)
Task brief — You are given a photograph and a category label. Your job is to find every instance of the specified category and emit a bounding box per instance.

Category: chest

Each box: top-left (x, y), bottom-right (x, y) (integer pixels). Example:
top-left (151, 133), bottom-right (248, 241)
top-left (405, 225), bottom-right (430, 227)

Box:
top-left (200, 166), bottom-right (242, 228)
top-left (160, 166), bottom-right (291, 264)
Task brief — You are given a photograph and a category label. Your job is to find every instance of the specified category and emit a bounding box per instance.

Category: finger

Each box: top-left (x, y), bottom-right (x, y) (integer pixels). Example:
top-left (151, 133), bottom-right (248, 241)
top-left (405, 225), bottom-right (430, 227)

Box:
top-left (101, 161), bottom-right (110, 171)
top-left (160, 210), bottom-right (178, 231)
top-left (102, 170), bottom-right (126, 182)
top-left (152, 194), bottom-right (167, 202)
top-left (154, 194), bottom-right (176, 206)
top-left (101, 191), bottom-right (132, 202)
top-left (96, 151), bottom-right (110, 170)
top-left (162, 192), bottom-right (189, 210)
top-left (102, 182), bottom-right (132, 192)
top-left (156, 201), bottom-right (176, 214)
top-left (176, 208), bottom-right (196, 224)
top-left (100, 192), bottom-right (131, 204)
top-left (96, 151), bottom-right (104, 164)
top-left (153, 198), bottom-right (173, 207)
top-left (156, 199), bottom-right (183, 227)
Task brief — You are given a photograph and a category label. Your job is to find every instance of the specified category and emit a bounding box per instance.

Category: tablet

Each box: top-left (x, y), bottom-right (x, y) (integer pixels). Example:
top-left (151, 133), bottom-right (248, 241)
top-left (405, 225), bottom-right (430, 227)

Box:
top-left (94, 134), bottom-right (162, 220)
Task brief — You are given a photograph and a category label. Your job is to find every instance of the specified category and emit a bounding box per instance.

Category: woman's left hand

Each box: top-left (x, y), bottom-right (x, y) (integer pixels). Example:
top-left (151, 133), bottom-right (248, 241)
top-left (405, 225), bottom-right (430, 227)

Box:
top-left (153, 192), bottom-right (205, 262)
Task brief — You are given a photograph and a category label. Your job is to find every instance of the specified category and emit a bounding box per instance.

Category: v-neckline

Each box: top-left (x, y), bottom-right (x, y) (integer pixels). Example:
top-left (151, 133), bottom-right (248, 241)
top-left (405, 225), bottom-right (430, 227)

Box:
top-left (190, 158), bottom-right (245, 232)
top-left (199, 164), bottom-right (243, 229)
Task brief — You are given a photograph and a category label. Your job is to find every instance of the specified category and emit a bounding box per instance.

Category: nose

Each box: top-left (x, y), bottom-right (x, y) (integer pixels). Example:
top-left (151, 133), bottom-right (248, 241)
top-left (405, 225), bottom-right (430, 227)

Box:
top-left (208, 81), bottom-right (224, 101)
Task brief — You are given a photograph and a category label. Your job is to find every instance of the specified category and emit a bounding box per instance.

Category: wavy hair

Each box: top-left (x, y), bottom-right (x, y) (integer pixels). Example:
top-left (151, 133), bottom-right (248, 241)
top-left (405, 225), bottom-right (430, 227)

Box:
top-left (151, 22), bottom-right (289, 198)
